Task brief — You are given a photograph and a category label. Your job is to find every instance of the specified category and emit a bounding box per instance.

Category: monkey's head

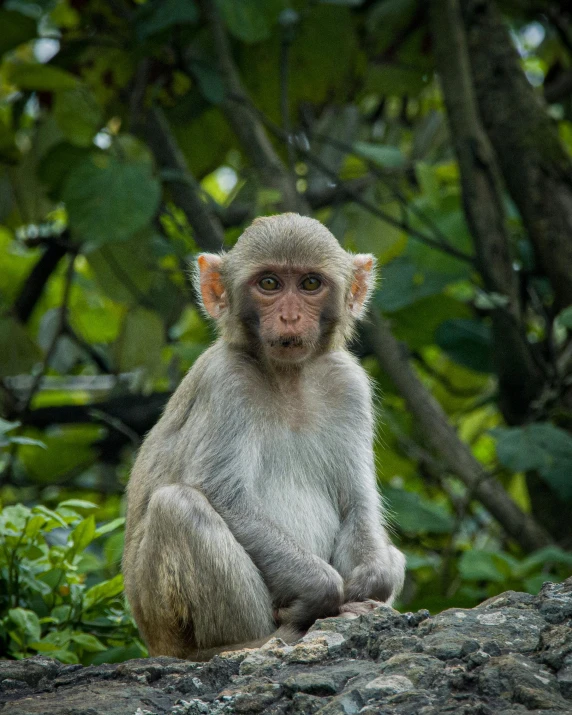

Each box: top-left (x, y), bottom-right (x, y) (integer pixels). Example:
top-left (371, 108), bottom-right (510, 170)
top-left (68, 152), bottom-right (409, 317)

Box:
top-left (195, 213), bottom-right (375, 365)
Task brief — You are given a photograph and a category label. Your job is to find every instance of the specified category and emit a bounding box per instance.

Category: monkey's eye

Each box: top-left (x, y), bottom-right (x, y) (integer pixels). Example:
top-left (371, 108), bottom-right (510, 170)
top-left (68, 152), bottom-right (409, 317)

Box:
top-left (259, 276), bottom-right (280, 291)
top-left (300, 276), bottom-right (322, 292)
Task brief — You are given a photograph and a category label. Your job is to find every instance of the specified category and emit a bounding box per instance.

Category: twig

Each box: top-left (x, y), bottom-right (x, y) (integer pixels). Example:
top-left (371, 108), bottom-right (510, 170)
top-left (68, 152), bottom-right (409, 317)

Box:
top-left (18, 252), bottom-right (77, 414)
top-left (229, 92), bottom-right (475, 263)
top-left (141, 106), bottom-right (225, 252)
top-left (310, 131), bottom-right (463, 257)
top-left (304, 147), bottom-right (473, 262)
top-left (64, 324), bottom-right (113, 374)
top-left (100, 246), bottom-right (154, 309)
top-left (279, 16), bottom-right (301, 211)
top-left (200, 0), bottom-right (306, 213)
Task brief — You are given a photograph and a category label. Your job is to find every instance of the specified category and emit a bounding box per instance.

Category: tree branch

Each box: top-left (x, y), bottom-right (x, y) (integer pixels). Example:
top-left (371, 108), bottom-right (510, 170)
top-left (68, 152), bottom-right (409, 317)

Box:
top-left (218, 175), bottom-right (378, 228)
top-left (141, 106), bottom-right (225, 252)
top-left (200, 0), bottom-right (306, 213)
top-left (25, 392), bottom-right (170, 436)
top-left (13, 242), bottom-right (67, 324)
top-left (19, 253), bottom-right (77, 415)
top-left (363, 312), bottom-right (551, 553)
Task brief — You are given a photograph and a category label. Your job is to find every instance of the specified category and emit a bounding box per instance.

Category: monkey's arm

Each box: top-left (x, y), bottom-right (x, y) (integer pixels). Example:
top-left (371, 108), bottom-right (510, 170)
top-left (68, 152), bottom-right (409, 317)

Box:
top-left (201, 483), bottom-right (344, 629)
top-left (332, 473), bottom-right (405, 605)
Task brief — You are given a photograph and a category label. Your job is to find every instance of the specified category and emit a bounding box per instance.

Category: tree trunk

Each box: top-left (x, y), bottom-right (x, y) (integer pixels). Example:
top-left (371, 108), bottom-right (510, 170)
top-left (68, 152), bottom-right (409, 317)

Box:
top-left (431, 0), bottom-right (543, 426)
top-left (460, 0), bottom-right (572, 543)
top-left (461, 0), bottom-right (572, 311)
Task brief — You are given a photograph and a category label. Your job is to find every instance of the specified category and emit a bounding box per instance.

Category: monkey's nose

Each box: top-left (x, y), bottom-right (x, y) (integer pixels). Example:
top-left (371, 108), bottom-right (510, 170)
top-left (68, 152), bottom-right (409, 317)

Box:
top-left (279, 313), bottom-right (301, 325)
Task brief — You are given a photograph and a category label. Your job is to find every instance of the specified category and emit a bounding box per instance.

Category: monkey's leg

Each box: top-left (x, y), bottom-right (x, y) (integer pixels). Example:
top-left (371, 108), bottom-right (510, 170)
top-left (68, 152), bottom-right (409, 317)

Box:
top-left (130, 485), bottom-right (276, 659)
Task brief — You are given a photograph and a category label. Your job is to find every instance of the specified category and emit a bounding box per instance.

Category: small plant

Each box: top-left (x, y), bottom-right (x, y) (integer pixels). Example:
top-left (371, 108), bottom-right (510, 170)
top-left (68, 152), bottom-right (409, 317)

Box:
top-left (0, 500), bottom-right (146, 664)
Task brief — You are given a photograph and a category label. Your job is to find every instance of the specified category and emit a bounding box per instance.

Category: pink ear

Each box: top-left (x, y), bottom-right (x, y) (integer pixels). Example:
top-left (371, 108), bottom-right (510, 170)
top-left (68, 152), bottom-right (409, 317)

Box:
top-left (349, 254), bottom-right (376, 318)
top-left (197, 254), bottom-right (226, 319)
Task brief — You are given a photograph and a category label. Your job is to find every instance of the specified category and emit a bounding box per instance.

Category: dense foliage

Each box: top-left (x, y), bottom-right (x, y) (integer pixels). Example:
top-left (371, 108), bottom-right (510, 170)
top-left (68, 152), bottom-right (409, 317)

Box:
top-left (0, 498), bottom-right (144, 663)
top-left (1, 0), bottom-right (572, 663)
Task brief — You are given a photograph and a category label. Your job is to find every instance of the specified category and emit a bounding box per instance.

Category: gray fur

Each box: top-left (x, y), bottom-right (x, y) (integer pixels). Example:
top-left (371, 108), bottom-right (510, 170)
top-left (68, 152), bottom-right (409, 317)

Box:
top-left (123, 214), bottom-right (405, 660)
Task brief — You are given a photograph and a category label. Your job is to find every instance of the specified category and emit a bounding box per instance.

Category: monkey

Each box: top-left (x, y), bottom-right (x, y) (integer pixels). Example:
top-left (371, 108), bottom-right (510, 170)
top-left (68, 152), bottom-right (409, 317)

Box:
top-left (122, 213), bottom-right (405, 661)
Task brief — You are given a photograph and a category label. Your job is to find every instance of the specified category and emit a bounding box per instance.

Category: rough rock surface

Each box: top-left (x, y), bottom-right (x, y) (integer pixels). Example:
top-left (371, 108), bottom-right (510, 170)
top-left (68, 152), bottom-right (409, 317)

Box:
top-left (2, 579), bottom-right (572, 714)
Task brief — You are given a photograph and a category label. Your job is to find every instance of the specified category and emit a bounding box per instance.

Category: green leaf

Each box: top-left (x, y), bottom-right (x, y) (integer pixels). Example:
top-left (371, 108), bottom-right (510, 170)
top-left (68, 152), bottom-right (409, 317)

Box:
top-left (0, 317), bottom-right (43, 376)
top-left (354, 142), bottom-right (406, 168)
top-left (85, 231), bottom-right (156, 304)
top-left (50, 605), bottom-right (74, 624)
top-left (1, 504), bottom-right (31, 532)
top-left (7, 608), bottom-right (42, 642)
top-left (190, 61), bottom-right (225, 105)
top-left (83, 574), bottom-right (124, 610)
top-left (217, 0), bottom-right (280, 43)
top-left (435, 319), bottom-right (493, 373)
top-left (54, 87), bottom-right (102, 147)
top-left (38, 142), bottom-right (93, 198)
top-left (58, 500), bottom-right (99, 511)
top-left (492, 423), bottom-right (572, 500)
top-left (70, 632), bottom-right (107, 652)
top-left (104, 531), bottom-right (125, 566)
top-left (62, 152), bottom-right (161, 246)
top-left (38, 569), bottom-right (67, 590)
top-left (31, 505), bottom-right (68, 529)
top-left (6, 62), bottom-right (79, 91)
top-left (94, 517), bottom-right (125, 538)
top-left (28, 640), bottom-right (62, 652)
top-left (375, 257), bottom-right (460, 312)
top-left (19, 426), bottom-right (98, 484)
top-left (383, 486), bottom-right (454, 535)
top-left (459, 551), bottom-right (511, 583)
top-left (71, 515), bottom-right (96, 552)
top-left (113, 307), bottom-right (164, 375)
top-left (24, 514), bottom-right (48, 540)
top-left (391, 295), bottom-right (472, 350)
top-left (0, 10), bottom-right (37, 55)
top-left (136, 0), bottom-right (198, 39)
top-left (516, 546), bottom-right (572, 578)
top-left (557, 305), bottom-right (572, 329)
top-left (48, 649), bottom-right (80, 664)
top-left (9, 436), bottom-right (47, 448)
top-left (0, 418), bottom-right (20, 435)
top-left (87, 642), bottom-right (146, 666)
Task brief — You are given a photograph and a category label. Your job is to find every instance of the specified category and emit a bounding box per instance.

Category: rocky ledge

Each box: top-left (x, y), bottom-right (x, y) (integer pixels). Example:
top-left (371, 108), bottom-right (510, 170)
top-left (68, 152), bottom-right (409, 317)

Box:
top-left (2, 579), bottom-right (572, 714)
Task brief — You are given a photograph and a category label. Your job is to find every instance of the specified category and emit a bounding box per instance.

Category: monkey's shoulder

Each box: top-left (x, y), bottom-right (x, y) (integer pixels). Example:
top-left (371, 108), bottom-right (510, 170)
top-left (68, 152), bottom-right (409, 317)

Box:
top-left (160, 343), bottom-right (372, 434)
top-left (314, 350), bottom-right (373, 402)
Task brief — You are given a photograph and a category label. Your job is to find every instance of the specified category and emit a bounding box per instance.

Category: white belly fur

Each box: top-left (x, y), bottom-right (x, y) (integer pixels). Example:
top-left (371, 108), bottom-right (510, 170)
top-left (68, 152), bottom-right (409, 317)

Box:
top-left (249, 427), bottom-right (342, 561)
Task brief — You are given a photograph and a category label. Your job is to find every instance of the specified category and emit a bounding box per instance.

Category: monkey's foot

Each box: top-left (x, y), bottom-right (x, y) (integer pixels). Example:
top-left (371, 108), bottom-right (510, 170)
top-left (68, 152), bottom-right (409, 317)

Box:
top-left (339, 599), bottom-right (383, 618)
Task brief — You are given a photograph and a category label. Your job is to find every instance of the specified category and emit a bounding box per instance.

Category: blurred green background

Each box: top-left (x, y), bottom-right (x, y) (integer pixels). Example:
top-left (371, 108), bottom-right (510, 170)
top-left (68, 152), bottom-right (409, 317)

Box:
top-left (1, 0), bottom-right (572, 665)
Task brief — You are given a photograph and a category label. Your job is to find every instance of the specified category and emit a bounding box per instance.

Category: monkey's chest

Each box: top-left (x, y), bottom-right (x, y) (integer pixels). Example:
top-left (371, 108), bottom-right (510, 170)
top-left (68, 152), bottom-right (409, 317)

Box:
top-left (251, 430), bottom-right (343, 561)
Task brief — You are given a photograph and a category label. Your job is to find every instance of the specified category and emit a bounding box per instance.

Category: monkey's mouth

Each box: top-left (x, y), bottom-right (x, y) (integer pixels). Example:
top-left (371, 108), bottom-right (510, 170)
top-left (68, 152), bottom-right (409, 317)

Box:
top-left (270, 336), bottom-right (304, 349)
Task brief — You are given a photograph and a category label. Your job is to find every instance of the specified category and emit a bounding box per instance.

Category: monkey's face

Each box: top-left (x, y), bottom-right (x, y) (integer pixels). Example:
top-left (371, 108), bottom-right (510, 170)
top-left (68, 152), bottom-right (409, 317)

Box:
top-left (246, 267), bottom-right (336, 364)
top-left (196, 216), bottom-right (376, 361)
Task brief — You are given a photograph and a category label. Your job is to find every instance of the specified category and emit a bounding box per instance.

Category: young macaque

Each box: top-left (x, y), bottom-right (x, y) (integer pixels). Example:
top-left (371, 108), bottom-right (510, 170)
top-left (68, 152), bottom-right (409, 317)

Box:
top-left (123, 213), bottom-right (405, 660)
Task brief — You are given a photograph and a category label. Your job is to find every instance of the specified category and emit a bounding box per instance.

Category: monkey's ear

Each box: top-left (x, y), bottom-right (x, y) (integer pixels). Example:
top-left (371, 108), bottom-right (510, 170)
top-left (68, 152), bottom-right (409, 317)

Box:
top-left (197, 254), bottom-right (227, 319)
top-left (349, 254), bottom-right (376, 319)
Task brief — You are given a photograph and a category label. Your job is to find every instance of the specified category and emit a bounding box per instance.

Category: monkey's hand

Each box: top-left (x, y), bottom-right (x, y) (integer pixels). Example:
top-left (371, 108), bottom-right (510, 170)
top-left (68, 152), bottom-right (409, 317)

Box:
top-left (275, 562), bottom-right (344, 631)
top-left (344, 545), bottom-right (406, 604)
